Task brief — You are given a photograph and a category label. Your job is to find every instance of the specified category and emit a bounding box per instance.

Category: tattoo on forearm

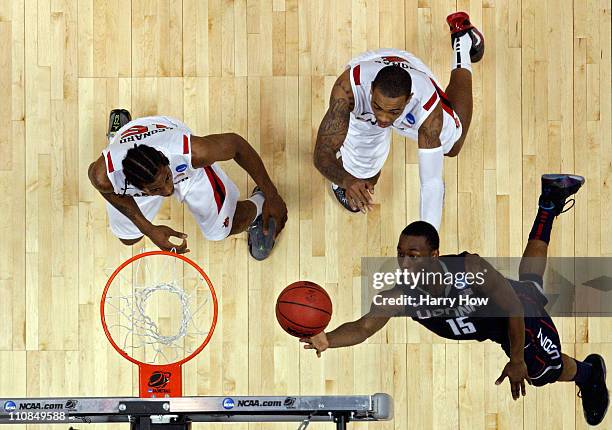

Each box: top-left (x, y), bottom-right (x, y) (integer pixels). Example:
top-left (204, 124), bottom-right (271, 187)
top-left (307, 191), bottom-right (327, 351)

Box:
top-left (318, 98), bottom-right (350, 137)
top-left (314, 94), bottom-right (353, 185)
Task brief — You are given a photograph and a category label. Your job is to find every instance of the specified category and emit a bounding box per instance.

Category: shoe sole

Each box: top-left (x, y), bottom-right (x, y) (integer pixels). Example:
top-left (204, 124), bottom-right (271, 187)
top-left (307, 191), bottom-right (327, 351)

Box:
top-left (584, 354), bottom-right (609, 426)
top-left (248, 217), bottom-right (276, 261)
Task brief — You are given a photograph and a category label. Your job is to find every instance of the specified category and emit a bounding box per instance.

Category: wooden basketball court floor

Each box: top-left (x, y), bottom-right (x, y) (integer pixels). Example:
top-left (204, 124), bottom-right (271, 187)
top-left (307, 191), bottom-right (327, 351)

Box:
top-left (0, 0), bottom-right (610, 428)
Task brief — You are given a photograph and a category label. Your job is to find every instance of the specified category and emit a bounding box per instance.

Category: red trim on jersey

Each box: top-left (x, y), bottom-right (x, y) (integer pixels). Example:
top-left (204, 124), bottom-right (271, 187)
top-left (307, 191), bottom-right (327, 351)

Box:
top-left (183, 135), bottom-right (189, 154)
top-left (381, 56), bottom-right (407, 63)
top-left (121, 125), bottom-right (148, 138)
top-left (440, 101), bottom-right (455, 118)
top-left (539, 319), bottom-right (558, 335)
top-left (204, 166), bottom-right (226, 213)
top-left (429, 78), bottom-right (460, 126)
top-left (106, 152), bottom-right (115, 173)
top-left (352, 65), bottom-right (361, 85)
top-left (155, 124), bottom-right (169, 129)
top-left (423, 91), bottom-right (438, 111)
top-left (534, 355), bottom-right (546, 365)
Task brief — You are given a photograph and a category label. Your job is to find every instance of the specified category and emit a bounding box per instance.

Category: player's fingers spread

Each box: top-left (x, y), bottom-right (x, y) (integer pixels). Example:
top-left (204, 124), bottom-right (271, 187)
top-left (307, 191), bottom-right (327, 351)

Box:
top-left (358, 186), bottom-right (373, 204)
top-left (365, 182), bottom-right (375, 194)
top-left (316, 350), bottom-right (321, 358)
top-left (521, 381), bottom-right (526, 396)
top-left (495, 373), bottom-right (505, 385)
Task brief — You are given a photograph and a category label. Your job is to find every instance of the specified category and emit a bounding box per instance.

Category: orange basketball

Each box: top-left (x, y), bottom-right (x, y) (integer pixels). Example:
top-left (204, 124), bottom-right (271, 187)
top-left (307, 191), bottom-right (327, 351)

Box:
top-left (276, 281), bottom-right (333, 337)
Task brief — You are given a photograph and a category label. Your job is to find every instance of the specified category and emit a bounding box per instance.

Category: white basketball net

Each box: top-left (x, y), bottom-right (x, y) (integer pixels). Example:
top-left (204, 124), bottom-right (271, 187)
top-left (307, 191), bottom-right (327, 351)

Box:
top-left (103, 251), bottom-right (215, 365)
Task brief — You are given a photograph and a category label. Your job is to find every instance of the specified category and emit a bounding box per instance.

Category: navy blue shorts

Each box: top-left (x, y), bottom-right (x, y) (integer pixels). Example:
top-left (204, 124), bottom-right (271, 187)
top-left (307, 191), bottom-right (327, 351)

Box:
top-left (501, 274), bottom-right (563, 387)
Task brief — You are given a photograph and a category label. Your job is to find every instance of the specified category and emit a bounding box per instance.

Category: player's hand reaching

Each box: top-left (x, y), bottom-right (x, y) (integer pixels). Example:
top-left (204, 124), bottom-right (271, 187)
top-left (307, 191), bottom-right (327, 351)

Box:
top-left (496, 360), bottom-right (531, 400)
top-left (145, 225), bottom-right (190, 254)
top-left (262, 192), bottom-right (288, 238)
top-left (343, 177), bottom-right (374, 213)
top-left (299, 332), bottom-right (330, 358)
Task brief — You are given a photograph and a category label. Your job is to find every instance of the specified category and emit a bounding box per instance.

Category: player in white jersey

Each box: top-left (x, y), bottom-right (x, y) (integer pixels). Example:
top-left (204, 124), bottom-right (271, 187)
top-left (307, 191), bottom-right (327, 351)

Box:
top-left (313, 12), bottom-right (485, 230)
top-left (88, 110), bottom-right (288, 260)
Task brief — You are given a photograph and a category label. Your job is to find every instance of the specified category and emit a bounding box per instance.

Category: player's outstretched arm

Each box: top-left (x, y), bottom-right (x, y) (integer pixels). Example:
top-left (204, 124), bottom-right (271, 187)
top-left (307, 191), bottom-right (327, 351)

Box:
top-left (417, 104), bottom-right (445, 230)
top-left (466, 254), bottom-right (530, 400)
top-left (191, 133), bottom-right (288, 234)
top-left (300, 287), bottom-right (402, 357)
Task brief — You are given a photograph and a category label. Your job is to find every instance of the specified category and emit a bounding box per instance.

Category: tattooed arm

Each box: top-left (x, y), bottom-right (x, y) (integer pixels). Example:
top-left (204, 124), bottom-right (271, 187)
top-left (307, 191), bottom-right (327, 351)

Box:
top-left (314, 70), bottom-right (374, 212)
top-left (417, 104), bottom-right (445, 229)
top-left (313, 70), bottom-right (354, 186)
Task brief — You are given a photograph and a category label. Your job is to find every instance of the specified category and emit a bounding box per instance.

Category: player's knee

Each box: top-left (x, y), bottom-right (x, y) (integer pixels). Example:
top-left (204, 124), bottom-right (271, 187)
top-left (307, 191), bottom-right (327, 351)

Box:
top-left (531, 363), bottom-right (564, 387)
top-left (119, 237), bottom-right (143, 246)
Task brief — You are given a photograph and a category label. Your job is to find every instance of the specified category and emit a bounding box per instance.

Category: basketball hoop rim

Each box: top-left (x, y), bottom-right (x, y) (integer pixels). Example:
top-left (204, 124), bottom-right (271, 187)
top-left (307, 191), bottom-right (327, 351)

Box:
top-left (100, 250), bottom-right (219, 368)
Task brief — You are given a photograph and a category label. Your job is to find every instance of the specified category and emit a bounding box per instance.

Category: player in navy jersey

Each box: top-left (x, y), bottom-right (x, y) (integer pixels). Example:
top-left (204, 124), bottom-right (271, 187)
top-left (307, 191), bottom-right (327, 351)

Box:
top-left (301, 174), bottom-right (608, 426)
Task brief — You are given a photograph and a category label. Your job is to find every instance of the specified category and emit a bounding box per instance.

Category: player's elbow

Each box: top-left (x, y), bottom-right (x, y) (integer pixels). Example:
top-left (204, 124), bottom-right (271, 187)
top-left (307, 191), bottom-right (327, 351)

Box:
top-left (88, 162), bottom-right (102, 188)
top-left (445, 150), bottom-right (459, 158)
top-left (359, 318), bottom-right (383, 341)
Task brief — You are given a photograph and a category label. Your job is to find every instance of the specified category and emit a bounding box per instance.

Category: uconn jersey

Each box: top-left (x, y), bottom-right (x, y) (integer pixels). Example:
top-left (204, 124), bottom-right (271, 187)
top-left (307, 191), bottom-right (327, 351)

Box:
top-left (403, 252), bottom-right (564, 386)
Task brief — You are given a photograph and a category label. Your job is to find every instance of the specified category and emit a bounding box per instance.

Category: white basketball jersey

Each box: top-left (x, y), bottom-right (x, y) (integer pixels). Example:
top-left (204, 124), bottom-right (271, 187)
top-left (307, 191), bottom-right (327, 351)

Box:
top-left (346, 49), bottom-right (460, 141)
top-left (102, 116), bottom-right (197, 197)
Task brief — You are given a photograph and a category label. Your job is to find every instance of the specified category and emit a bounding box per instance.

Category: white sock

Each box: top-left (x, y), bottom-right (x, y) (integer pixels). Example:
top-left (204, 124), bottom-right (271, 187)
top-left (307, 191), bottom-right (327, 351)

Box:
top-left (452, 33), bottom-right (473, 73)
top-left (247, 192), bottom-right (265, 223)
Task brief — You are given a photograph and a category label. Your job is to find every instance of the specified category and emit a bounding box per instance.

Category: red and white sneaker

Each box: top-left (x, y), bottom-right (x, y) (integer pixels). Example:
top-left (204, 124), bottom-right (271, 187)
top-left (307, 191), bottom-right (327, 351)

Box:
top-left (446, 12), bottom-right (485, 63)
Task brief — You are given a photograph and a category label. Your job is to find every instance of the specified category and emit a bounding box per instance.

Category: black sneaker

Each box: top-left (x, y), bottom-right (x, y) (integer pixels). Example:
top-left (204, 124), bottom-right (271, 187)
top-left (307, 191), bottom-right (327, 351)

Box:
top-left (247, 187), bottom-right (276, 261)
top-left (331, 183), bottom-right (360, 213)
top-left (107, 109), bottom-right (132, 140)
top-left (539, 174), bottom-right (585, 216)
top-left (578, 354), bottom-right (609, 426)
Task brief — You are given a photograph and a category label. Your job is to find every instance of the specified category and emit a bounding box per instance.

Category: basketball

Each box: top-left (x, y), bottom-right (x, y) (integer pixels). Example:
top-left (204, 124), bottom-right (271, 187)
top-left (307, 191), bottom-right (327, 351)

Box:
top-left (276, 281), bottom-right (333, 337)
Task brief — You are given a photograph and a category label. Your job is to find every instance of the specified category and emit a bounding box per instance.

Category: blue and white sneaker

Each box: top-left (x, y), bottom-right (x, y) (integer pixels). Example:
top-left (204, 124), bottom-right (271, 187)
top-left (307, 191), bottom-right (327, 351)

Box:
top-left (248, 187), bottom-right (276, 261)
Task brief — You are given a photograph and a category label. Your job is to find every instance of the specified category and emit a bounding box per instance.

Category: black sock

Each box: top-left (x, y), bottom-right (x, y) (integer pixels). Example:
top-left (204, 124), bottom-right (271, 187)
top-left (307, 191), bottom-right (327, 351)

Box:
top-left (528, 205), bottom-right (556, 244)
top-left (573, 359), bottom-right (593, 386)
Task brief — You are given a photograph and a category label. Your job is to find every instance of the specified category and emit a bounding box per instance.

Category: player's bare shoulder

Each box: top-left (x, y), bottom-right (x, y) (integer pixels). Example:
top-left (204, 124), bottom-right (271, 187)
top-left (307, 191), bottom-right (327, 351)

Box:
top-left (331, 69), bottom-right (355, 110)
top-left (88, 155), bottom-right (115, 194)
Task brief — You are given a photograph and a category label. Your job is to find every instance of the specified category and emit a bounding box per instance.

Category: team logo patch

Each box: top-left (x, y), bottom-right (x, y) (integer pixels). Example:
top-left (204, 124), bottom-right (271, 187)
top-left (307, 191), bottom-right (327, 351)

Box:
top-left (405, 113), bottom-right (416, 125)
top-left (176, 164), bottom-right (188, 173)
